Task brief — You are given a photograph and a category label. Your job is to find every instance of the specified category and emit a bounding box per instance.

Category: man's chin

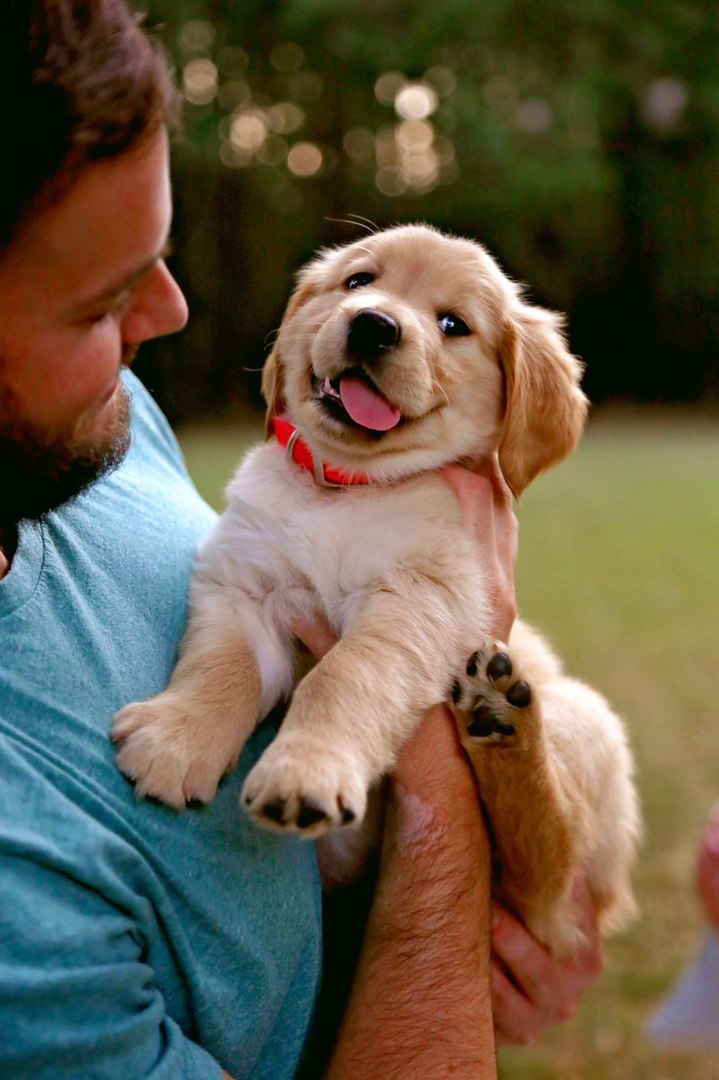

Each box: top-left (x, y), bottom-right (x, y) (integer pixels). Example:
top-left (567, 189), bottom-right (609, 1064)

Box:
top-left (0, 382), bottom-right (132, 528)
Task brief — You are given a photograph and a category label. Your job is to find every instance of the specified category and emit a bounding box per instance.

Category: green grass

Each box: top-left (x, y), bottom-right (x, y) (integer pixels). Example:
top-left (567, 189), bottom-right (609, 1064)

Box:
top-left (178, 411), bottom-right (719, 1079)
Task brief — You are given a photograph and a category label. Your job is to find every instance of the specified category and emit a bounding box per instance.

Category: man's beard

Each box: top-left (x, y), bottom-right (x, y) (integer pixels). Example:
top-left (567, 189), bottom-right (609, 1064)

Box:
top-left (0, 379), bottom-right (133, 530)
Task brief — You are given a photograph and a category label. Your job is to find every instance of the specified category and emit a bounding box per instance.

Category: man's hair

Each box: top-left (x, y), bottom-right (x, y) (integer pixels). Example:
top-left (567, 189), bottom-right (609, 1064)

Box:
top-left (1, 0), bottom-right (176, 249)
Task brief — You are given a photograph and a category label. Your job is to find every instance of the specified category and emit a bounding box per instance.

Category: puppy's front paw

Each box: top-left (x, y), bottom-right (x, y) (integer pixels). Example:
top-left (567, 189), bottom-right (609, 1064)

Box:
top-left (241, 736), bottom-right (367, 838)
top-left (113, 696), bottom-right (241, 809)
top-left (450, 642), bottom-right (535, 746)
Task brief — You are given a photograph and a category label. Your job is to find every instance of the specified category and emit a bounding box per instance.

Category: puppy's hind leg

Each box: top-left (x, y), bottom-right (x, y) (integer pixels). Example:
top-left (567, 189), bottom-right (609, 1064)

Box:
top-left (451, 642), bottom-right (581, 958)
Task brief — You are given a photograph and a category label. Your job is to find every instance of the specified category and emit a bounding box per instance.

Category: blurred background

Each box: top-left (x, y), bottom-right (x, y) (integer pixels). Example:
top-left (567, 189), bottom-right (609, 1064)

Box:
top-left (140, 2), bottom-right (719, 1076)
top-left (142, 0), bottom-right (719, 423)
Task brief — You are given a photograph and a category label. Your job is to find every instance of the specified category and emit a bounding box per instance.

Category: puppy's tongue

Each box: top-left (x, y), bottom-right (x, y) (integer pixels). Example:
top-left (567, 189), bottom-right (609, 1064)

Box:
top-left (338, 375), bottom-right (401, 431)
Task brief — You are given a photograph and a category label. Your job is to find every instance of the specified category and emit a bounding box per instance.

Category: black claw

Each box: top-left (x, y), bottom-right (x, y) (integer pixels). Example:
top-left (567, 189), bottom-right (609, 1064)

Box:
top-left (338, 796), bottom-right (356, 825)
top-left (506, 680), bottom-right (532, 709)
top-left (467, 705), bottom-right (498, 738)
top-left (262, 796), bottom-right (287, 824)
top-left (467, 704), bottom-right (516, 739)
top-left (487, 652), bottom-right (513, 681)
top-left (466, 651), bottom-right (480, 677)
top-left (450, 679), bottom-right (462, 705)
top-left (296, 799), bottom-right (328, 829)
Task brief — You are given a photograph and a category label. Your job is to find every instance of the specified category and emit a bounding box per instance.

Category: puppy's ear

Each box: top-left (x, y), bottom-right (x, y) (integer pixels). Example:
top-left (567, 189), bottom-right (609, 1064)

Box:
top-left (261, 349), bottom-right (284, 437)
top-left (262, 263), bottom-right (322, 436)
top-left (498, 305), bottom-right (588, 496)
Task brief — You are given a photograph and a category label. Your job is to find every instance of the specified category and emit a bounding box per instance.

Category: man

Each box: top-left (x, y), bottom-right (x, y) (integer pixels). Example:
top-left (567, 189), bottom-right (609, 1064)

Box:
top-left (0, 2), bottom-right (601, 1076)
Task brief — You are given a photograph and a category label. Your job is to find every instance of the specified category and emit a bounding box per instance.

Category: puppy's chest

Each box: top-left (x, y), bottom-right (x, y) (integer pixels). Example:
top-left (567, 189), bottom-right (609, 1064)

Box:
top-left (227, 445), bottom-right (469, 605)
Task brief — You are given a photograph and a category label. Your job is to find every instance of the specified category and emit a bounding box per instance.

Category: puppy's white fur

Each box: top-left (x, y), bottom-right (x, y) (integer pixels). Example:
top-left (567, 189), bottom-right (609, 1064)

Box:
top-left (114, 225), bottom-right (639, 957)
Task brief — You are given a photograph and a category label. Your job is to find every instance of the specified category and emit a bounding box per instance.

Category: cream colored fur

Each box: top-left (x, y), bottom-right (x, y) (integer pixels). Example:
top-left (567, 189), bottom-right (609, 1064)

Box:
top-left (113, 224), bottom-right (640, 958)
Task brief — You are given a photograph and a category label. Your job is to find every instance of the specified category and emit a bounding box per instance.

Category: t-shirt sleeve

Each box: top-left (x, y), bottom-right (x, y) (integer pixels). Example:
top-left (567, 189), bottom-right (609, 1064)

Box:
top-left (0, 851), bottom-right (224, 1080)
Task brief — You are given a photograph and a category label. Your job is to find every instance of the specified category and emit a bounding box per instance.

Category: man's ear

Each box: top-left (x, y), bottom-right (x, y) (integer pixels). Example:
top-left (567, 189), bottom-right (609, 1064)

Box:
top-left (498, 304), bottom-right (588, 496)
top-left (262, 263), bottom-right (322, 437)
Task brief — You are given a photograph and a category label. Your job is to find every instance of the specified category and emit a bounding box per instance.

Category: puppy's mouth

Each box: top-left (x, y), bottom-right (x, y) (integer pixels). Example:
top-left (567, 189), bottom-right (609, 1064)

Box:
top-left (312, 369), bottom-right (403, 434)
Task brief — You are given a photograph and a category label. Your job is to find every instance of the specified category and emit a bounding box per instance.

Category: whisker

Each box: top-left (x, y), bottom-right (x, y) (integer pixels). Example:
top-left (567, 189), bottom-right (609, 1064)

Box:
top-left (325, 214), bottom-right (380, 236)
top-left (430, 374), bottom-right (451, 409)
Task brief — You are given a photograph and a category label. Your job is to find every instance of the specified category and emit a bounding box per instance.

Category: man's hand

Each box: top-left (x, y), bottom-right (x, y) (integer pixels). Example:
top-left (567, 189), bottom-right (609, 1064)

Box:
top-left (490, 878), bottom-right (605, 1046)
top-left (697, 805), bottom-right (719, 929)
top-left (296, 458), bottom-right (602, 1060)
top-left (441, 456), bottom-right (518, 642)
top-left (441, 460), bottom-right (604, 1045)
top-left (326, 705), bottom-right (497, 1079)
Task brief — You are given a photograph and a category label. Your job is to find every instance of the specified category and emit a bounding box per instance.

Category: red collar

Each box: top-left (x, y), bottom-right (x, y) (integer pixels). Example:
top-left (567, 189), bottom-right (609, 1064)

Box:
top-left (270, 417), bottom-right (373, 488)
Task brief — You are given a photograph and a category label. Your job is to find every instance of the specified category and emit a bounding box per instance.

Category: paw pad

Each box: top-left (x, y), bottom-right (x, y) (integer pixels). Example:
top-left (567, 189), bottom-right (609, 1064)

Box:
top-left (506, 680), bottom-right (532, 708)
top-left (451, 645), bottom-right (535, 745)
top-left (487, 652), bottom-right (513, 680)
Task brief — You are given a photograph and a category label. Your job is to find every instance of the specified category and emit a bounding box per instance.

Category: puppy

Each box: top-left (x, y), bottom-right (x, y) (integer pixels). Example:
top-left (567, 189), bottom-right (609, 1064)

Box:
top-left (113, 224), bottom-right (640, 957)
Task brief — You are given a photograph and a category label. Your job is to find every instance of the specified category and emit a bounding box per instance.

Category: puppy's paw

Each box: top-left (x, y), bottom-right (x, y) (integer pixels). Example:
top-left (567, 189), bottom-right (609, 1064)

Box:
top-left (241, 737), bottom-right (367, 838)
top-left (450, 642), bottom-right (535, 746)
top-left (113, 696), bottom-right (241, 809)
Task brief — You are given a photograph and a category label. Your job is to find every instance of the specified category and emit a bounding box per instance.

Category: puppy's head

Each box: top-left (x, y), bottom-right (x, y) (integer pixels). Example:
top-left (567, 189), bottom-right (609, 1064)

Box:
top-left (264, 224), bottom-right (587, 492)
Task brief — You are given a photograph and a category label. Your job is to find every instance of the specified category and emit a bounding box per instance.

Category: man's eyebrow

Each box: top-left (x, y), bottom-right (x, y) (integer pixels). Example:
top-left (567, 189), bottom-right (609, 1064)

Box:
top-left (73, 238), bottom-right (174, 310)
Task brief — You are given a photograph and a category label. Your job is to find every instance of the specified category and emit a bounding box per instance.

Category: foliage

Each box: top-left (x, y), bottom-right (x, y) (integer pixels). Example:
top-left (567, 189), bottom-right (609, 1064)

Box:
top-left (140, 1), bottom-right (719, 420)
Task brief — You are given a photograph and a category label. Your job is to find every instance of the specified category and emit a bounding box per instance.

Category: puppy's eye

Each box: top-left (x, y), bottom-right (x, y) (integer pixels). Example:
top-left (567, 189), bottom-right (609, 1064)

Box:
top-left (439, 313), bottom-right (471, 337)
top-left (345, 272), bottom-right (375, 290)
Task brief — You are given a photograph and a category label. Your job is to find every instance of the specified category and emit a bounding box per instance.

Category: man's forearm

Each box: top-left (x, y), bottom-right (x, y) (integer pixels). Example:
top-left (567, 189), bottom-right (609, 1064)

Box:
top-left (325, 709), bottom-right (497, 1080)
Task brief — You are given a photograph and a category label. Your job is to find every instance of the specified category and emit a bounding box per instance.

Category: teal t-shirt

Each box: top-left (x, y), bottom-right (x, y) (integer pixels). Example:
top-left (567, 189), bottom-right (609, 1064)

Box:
top-left (0, 372), bottom-right (322, 1078)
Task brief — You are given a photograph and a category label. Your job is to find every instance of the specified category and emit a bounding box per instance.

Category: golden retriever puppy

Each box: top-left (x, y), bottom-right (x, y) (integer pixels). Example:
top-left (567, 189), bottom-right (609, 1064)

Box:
top-left (113, 224), bottom-right (640, 957)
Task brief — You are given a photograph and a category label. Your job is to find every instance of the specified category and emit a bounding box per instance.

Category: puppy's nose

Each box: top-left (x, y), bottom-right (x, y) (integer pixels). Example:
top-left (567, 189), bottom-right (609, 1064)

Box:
top-left (347, 309), bottom-right (401, 359)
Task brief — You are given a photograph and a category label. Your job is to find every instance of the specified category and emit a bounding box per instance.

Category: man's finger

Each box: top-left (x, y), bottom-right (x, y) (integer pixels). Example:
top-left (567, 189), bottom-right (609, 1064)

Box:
top-left (567, 877), bottom-right (605, 975)
top-left (491, 962), bottom-right (542, 1046)
top-left (441, 465), bottom-right (497, 544)
top-left (290, 614), bottom-right (337, 660)
top-left (491, 903), bottom-right (562, 1009)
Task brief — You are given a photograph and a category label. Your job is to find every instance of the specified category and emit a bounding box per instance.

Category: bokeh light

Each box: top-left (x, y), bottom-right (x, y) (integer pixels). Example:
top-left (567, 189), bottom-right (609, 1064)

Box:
top-left (230, 110), bottom-right (268, 151)
top-left (256, 135), bottom-right (289, 167)
top-left (374, 71), bottom-right (406, 106)
top-left (178, 19), bottom-right (215, 54)
top-left (343, 127), bottom-right (376, 164)
top-left (515, 97), bottom-right (553, 134)
top-left (642, 78), bottom-right (689, 131)
top-left (267, 102), bottom-right (305, 135)
top-left (183, 59), bottom-right (218, 105)
top-left (186, 29), bottom-right (459, 196)
top-left (217, 79), bottom-right (251, 112)
top-left (287, 142), bottom-right (323, 177)
top-left (394, 82), bottom-right (439, 121)
top-left (424, 65), bottom-right (458, 97)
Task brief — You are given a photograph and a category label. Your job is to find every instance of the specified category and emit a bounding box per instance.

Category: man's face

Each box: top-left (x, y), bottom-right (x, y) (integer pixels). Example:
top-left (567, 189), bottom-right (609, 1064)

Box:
top-left (0, 127), bottom-right (188, 526)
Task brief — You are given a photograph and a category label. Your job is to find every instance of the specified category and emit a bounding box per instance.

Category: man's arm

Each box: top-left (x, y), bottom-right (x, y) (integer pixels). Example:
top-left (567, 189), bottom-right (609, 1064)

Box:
top-left (298, 460), bottom-right (602, 1072)
top-left (325, 705), bottom-right (496, 1079)
top-left (443, 461), bottom-right (605, 1047)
